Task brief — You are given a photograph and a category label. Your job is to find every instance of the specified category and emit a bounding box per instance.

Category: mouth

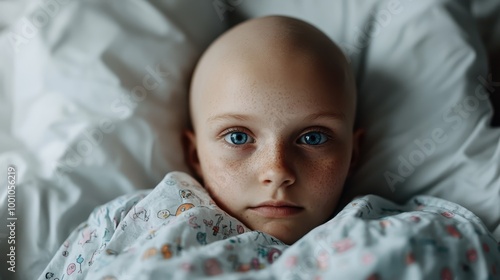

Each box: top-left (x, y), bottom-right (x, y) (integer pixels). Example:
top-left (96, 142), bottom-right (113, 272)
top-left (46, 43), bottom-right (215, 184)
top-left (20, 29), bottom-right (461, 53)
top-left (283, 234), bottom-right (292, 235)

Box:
top-left (249, 201), bottom-right (304, 218)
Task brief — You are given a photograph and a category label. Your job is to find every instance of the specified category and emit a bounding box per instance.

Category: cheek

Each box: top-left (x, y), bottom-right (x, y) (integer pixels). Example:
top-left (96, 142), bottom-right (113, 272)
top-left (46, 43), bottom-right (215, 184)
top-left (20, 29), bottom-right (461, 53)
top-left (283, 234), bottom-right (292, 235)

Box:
top-left (302, 154), bottom-right (351, 205)
top-left (198, 145), bottom-right (248, 194)
top-left (199, 149), bottom-right (254, 215)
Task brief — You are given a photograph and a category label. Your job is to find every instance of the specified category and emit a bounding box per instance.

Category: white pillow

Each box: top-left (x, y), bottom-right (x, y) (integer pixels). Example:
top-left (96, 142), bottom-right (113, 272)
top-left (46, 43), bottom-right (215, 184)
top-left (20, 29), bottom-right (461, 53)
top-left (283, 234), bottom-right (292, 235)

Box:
top-left (228, 0), bottom-right (500, 239)
top-left (0, 1), bottom-right (224, 278)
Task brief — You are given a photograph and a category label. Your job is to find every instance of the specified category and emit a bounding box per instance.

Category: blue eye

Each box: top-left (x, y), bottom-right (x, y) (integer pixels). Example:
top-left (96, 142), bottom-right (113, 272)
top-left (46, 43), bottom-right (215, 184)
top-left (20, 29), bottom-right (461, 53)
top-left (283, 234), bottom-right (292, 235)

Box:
top-left (299, 132), bottom-right (328, 145)
top-left (224, 132), bottom-right (251, 145)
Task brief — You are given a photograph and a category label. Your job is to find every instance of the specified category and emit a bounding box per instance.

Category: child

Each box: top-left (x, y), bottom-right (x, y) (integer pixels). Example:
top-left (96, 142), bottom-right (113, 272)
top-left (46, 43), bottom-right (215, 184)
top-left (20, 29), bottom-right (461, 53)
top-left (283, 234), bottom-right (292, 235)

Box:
top-left (183, 15), bottom-right (362, 245)
top-left (39, 16), bottom-right (499, 279)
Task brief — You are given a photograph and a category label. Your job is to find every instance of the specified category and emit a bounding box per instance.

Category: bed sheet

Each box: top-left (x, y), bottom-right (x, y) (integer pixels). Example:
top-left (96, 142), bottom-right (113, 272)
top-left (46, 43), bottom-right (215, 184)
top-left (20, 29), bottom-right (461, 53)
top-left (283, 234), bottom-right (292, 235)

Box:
top-left (39, 172), bottom-right (500, 280)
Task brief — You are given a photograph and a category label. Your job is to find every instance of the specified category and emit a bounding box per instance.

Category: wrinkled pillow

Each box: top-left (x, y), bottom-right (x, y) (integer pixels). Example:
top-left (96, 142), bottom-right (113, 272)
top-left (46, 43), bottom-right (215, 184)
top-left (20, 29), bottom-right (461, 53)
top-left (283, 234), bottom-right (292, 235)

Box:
top-left (0, 1), bottom-right (225, 278)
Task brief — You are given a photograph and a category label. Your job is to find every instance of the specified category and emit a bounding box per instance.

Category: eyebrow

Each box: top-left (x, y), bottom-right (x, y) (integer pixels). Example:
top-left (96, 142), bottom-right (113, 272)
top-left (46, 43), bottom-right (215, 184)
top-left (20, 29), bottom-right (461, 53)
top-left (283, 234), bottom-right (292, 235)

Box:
top-left (207, 112), bottom-right (346, 124)
top-left (303, 112), bottom-right (346, 122)
top-left (207, 113), bottom-right (252, 124)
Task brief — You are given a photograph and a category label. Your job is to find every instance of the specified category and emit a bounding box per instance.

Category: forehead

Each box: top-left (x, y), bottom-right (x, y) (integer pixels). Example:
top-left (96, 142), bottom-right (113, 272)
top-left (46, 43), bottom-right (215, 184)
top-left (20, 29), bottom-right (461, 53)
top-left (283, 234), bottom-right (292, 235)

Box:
top-left (196, 54), bottom-right (350, 126)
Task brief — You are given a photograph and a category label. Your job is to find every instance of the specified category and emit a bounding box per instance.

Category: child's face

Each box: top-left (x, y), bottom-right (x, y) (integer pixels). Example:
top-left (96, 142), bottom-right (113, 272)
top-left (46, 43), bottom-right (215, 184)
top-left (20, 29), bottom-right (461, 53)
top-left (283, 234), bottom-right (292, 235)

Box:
top-left (185, 16), bottom-right (360, 244)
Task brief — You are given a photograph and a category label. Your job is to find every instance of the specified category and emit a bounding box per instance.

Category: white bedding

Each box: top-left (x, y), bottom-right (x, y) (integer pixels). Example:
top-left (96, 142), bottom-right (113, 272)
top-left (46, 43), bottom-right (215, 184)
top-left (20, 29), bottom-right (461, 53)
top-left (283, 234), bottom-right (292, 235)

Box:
top-left (0, 1), bottom-right (499, 280)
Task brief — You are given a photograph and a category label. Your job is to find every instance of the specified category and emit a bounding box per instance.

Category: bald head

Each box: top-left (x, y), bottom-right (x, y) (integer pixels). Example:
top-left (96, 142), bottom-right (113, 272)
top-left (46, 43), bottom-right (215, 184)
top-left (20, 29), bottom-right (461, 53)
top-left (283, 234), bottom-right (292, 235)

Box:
top-left (189, 15), bottom-right (356, 130)
top-left (184, 16), bottom-right (362, 244)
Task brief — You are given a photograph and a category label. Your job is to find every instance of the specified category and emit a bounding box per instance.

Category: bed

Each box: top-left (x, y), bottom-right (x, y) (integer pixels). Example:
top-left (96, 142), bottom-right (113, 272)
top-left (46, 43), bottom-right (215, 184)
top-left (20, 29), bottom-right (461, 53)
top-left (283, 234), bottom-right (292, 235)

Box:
top-left (0, 0), bottom-right (499, 279)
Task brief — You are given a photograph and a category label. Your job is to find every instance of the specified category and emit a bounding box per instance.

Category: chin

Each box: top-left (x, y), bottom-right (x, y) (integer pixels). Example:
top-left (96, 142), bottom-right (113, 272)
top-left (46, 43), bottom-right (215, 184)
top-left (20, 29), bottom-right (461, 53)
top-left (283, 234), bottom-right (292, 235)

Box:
top-left (260, 224), bottom-right (306, 245)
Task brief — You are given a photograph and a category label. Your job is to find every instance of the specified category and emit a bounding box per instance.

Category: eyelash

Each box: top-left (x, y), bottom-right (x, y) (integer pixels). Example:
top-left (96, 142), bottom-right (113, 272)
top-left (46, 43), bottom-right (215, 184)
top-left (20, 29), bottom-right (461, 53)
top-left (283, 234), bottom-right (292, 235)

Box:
top-left (219, 127), bottom-right (254, 148)
top-left (298, 128), bottom-right (334, 145)
top-left (219, 127), bottom-right (334, 147)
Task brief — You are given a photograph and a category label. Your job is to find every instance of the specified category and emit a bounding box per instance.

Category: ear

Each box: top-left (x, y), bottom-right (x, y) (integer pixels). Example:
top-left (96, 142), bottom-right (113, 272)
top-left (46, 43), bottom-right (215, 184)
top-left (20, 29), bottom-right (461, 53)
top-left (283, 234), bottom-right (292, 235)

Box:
top-left (182, 129), bottom-right (203, 180)
top-left (348, 128), bottom-right (364, 175)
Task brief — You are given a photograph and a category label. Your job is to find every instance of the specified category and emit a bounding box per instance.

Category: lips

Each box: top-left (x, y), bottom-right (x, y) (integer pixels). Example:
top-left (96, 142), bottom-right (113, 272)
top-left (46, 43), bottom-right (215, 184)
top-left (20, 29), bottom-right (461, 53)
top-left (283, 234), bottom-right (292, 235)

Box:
top-left (249, 201), bottom-right (303, 218)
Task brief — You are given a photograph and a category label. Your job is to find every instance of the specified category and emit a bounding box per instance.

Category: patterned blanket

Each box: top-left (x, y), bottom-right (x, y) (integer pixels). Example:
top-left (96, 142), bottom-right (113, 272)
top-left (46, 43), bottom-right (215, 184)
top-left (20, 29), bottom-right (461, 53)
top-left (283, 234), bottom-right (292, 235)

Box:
top-left (39, 172), bottom-right (499, 279)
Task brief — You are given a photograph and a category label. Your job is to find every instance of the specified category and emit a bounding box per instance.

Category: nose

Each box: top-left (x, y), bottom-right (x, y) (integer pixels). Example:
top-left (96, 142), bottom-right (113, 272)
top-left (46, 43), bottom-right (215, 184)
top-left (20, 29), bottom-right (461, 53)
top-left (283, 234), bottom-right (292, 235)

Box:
top-left (258, 142), bottom-right (296, 189)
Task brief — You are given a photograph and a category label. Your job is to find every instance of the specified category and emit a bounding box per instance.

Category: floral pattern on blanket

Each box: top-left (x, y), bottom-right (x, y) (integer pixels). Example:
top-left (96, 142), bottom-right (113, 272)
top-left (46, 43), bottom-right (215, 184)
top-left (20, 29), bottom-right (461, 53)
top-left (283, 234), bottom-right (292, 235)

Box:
top-left (40, 172), bottom-right (500, 280)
